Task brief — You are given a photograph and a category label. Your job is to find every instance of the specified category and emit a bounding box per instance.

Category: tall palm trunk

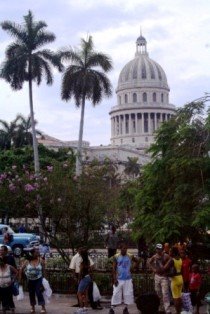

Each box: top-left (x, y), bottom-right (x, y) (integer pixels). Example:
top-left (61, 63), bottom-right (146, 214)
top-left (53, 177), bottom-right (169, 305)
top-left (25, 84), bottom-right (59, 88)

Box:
top-left (76, 96), bottom-right (85, 176)
top-left (28, 59), bottom-right (40, 175)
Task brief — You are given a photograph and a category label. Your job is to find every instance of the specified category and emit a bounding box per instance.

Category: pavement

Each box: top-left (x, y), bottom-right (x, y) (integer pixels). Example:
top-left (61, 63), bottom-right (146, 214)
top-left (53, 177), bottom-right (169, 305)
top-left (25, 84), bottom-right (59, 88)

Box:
top-left (11, 293), bottom-right (209, 314)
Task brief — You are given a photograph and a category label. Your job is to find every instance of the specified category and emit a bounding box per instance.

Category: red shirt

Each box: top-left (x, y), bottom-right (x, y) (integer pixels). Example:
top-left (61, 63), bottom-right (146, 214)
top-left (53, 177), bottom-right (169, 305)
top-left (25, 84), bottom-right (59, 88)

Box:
top-left (181, 257), bottom-right (191, 282)
top-left (189, 272), bottom-right (202, 291)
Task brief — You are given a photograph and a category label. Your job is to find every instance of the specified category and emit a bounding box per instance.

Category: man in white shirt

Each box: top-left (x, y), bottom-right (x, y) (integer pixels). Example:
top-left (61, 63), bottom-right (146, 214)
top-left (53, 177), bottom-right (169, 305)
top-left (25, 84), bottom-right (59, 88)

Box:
top-left (69, 247), bottom-right (94, 278)
top-left (69, 247), bottom-right (94, 308)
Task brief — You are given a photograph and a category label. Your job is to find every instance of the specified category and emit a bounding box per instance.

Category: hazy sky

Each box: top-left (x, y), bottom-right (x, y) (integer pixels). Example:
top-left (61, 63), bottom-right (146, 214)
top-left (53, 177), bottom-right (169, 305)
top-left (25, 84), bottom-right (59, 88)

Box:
top-left (0, 0), bottom-right (209, 145)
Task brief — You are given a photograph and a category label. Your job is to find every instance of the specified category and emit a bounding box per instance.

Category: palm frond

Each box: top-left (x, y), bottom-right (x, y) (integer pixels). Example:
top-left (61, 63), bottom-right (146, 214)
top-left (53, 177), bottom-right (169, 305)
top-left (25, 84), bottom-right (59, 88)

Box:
top-left (86, 53), bottom-right (113, 72)
top-left (5, 42), bottom-right (27, 59)
top-left (34, 31), bottom-right (56, 49)
top-left (36, 50), bottom-right (63, 72)
top-left (38, 58), bottom-right (53, 85)
top-left (61, 65), bottom-right (84, 104)
top-left (59, 49), bottom-right (83, 67)
top-left (1, 21), bottom-right (25, 42)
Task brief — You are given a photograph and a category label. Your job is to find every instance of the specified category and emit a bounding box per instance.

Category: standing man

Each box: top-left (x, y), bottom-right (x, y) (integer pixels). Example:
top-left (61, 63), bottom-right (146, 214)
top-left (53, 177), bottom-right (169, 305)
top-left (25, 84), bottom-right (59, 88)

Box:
top-left (109, 242), bottom-right (139, 314)
top-left (69, 247), bottom-right (94, 308)
top-left (105, 225), bottom-right (119, 258)
top-left (149, 243), bottom-right (171, 314)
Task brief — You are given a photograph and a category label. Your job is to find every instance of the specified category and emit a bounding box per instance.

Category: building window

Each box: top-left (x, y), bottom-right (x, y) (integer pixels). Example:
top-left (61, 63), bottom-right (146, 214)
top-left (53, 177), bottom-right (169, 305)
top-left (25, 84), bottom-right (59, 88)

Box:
top-left (153, 92), bottom-right (156, 102)
top-left (121, 139), bottom-right (123, 144)
top-left (161, 93), bottom-right (164, 103)
top-left (143, 92), bottom-right (147, 102)
top-left (125, 94), bottom-right (128, 103)
top-left (145, 137), bottom-right (148, 142)
top-left (133, 93), bottom-right (137, 103)
top-left (132, 138), bottom-right (135, 143)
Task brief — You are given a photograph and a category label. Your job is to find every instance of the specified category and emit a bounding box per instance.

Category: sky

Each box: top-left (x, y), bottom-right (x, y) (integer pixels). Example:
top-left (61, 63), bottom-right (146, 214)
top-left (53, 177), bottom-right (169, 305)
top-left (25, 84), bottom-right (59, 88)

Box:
top-left (0, 0), bottom-right (210, 146)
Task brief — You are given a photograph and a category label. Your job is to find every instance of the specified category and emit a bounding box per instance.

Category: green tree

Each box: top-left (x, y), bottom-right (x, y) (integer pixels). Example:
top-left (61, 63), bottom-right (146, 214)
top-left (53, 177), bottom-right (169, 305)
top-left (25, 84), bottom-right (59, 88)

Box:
top-left (124, 157), bottom-right (141, 178)
top-left (0, 11), bottom-right (63, 174)
top-left (133, 99), bottom-right (210, 244)
top-left (61, 36), bottom-right (113, 176)
top-left (14, 114), bottom-right (42, 148)
top-left (0, 119), bottom-right (18, 149)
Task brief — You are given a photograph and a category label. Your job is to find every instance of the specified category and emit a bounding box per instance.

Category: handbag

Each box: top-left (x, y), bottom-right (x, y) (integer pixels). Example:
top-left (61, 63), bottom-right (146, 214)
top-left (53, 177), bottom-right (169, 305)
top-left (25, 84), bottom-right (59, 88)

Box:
top-left (92, 281), bottom-right (101, 302)
top-left (17, 285), bottom-right (24, 301)
top-left (181, 292), bottom-right (193, 312)
top-left (12, 280), bottom-right (19, 296)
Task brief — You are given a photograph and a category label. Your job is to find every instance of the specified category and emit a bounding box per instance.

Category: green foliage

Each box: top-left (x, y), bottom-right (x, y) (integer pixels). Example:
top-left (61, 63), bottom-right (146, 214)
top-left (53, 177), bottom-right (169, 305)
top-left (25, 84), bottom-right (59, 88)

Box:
top-left (133, 99), bottom-right (210, 244)
top-left (0, 145), bottom-right (74, 172)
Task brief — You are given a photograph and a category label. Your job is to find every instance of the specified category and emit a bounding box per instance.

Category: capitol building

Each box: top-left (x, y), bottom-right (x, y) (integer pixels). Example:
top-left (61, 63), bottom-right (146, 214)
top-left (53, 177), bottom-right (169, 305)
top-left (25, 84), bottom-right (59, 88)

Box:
top-left (39, 33), bottom-right (176, 170)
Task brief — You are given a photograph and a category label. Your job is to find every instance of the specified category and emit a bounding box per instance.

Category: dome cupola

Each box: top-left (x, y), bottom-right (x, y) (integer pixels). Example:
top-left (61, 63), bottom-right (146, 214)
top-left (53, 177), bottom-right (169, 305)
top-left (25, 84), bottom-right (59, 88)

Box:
top-left (117, 33), bottom-right (169, 92)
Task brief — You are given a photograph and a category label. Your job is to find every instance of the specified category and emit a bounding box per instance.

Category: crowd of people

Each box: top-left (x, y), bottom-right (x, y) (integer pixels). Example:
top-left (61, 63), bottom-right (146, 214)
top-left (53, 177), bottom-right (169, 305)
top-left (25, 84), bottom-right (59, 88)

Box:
top-left (148, 243), bottom-right (202, 314)
top-left (0, 231), bottom-right (205, 314)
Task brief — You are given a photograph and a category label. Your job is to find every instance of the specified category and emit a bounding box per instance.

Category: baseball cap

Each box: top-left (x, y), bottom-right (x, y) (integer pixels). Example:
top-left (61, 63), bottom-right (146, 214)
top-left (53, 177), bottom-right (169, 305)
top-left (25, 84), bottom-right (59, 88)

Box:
top-left (156, 243), bottom-right (163, 249)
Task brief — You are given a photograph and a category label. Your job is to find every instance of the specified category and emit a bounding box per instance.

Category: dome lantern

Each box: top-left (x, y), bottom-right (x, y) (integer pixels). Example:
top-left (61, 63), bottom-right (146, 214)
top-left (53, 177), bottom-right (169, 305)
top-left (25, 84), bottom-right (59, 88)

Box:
top-left (136, 30), bottom-right (148, 56)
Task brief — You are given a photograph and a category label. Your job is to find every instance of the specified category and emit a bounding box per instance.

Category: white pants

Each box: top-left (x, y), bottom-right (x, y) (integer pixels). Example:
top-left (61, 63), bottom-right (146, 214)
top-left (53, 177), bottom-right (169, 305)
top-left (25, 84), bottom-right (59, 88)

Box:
top-left (111, 279), bottom-right (134, 306)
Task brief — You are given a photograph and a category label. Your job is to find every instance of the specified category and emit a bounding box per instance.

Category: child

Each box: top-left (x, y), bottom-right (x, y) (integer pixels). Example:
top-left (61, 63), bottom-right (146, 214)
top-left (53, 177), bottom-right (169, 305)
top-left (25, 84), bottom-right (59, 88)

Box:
top-left (189, 264), bottom-right (202, 314)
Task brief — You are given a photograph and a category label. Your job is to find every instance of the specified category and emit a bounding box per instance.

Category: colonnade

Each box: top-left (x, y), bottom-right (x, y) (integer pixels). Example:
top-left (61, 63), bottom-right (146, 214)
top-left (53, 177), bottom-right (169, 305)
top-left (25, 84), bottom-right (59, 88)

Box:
top-left (111, 112), bottom-right (172, 137)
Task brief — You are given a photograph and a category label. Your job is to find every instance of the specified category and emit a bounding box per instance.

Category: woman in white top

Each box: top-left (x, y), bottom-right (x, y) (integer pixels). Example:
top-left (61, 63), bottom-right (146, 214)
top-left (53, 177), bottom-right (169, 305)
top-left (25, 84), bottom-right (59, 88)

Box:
top-left (0, 256), bottom-right (18, 314)
top-left (20, 248), bottom-right (46, 314)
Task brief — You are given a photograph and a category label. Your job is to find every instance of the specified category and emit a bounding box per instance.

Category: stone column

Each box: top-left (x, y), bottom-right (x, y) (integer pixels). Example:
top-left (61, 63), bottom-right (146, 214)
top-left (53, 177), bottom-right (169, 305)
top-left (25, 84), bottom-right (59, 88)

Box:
top-left (129, 114), bottom-right (132, 134)
top-left (154, 113), bottom-right (157, 130)
top-left (148, 113), bottom-right (151, 134)
top-left (135, 113), bottom-right (138, 133)
top-left (142, 113), bottom-right (145, 133)
top-left (111, 117), bottom-right (114, 137)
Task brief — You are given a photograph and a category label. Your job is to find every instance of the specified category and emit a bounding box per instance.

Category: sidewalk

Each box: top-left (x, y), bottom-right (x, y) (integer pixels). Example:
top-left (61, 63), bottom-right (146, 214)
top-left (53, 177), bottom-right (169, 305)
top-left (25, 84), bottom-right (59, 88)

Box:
top-left (13, 293), bottom-right (208, 314)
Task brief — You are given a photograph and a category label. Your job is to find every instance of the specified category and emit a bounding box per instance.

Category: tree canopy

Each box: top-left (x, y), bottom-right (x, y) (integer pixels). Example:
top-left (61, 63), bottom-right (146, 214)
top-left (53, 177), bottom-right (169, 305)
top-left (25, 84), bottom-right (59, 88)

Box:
top-left (132, 99), bottom-right (210, 244)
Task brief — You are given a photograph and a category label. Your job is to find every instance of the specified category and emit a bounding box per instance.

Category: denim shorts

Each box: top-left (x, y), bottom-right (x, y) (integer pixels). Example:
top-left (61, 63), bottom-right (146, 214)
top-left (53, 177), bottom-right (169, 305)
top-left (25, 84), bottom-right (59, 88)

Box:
top-left (78, 275), bottom-right (92, 292)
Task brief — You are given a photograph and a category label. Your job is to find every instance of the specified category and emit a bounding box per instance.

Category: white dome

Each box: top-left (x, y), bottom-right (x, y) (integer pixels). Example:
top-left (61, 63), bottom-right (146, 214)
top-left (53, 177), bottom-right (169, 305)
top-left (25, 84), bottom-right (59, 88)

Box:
top-left (110, 33), bottom-right (175, 148)
top-left (117, 54), bottom-right (169, 92)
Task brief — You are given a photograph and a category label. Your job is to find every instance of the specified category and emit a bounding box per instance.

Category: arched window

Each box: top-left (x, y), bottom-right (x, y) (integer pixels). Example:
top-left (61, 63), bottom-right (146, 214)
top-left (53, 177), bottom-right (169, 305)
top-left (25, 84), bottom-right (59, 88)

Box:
top-left (153, 92), bottom-right (156, 102)
top-left (143, 92), bottom-right (147, 102)
top-left (125, 94), bottom-right (128, 104)
top-left (161, 93), bottom-right (164, 103)
top-left (133, 93), bottom-right (137, 103)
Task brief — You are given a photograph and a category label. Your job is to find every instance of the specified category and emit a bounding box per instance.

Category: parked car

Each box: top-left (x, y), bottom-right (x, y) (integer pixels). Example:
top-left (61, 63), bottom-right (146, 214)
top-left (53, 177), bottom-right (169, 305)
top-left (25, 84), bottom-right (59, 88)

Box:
top-left (0, 224), bottom-right (40, 257)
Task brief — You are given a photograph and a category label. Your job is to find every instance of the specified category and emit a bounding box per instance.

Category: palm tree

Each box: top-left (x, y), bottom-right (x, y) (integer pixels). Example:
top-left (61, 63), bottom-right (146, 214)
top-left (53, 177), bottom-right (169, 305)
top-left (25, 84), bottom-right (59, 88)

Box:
top-left (0, 10), bottom-right (63, 174)
top-left (124, 157), bottom-right (141, 178)
top-left (0, 119), bottom-right (18, 149)
top-left (14, 114), bottom-right (42, 148)
top-left (61, 36), bottom-right (113, 176)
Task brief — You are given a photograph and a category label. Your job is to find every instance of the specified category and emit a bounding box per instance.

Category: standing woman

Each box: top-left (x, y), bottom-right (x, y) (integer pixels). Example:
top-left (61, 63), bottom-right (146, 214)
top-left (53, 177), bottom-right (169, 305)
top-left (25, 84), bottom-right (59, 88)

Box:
top-left (76, 248), bottom-right (92, 314)
top-left (0, 256), bottom-right (18, 313)
top-left (19, 248), bottom-right (46, 313)
top-left (164, 246), bottom-right (183, 314)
